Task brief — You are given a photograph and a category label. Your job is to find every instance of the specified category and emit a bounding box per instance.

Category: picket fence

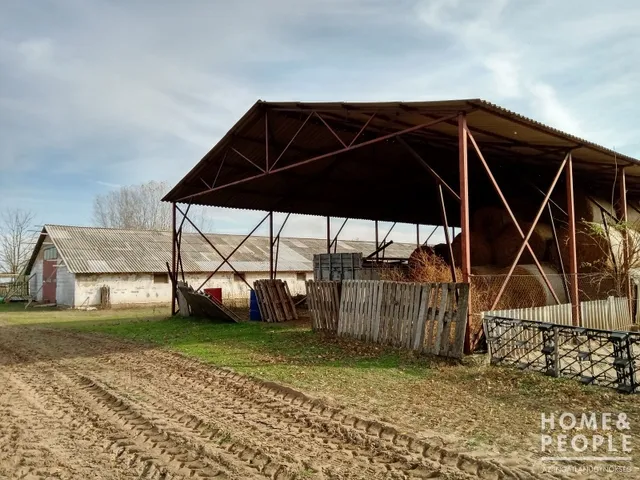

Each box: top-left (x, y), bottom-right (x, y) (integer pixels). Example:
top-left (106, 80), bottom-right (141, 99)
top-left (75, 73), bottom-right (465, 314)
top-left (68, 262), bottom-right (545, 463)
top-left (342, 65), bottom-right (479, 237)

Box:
top-left (306, 280), bottom-right (469, 358)
top-left (482, 296), bottom-right (632, 331)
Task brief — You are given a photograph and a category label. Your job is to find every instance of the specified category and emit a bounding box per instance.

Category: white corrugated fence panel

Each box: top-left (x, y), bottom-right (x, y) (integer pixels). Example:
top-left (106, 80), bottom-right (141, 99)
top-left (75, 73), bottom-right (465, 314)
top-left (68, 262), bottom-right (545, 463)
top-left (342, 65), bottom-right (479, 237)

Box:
top-left (483, 297), bottom-right (632, 331)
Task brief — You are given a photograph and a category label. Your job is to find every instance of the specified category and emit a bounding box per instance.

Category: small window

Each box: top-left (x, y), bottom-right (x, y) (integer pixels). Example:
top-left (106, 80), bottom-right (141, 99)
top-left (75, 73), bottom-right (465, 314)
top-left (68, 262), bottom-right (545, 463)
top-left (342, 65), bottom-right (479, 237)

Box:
top-left (233, 273), bottom-right (246, 282)
top-left (296, 272), bottom-right (306, 281)
top-left (43, 247), bottom-right (58, 260)
top-left (153, 273), bottom-right (168, 284)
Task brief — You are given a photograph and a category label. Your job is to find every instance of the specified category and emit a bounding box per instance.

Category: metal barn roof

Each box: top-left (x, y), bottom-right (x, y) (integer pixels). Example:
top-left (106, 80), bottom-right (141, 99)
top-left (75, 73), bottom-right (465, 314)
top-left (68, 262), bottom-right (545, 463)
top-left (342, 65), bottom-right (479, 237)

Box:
top-left (163, 98), bottom-right (640, 226)
top-left (25, 225), bottom-right (417, 275)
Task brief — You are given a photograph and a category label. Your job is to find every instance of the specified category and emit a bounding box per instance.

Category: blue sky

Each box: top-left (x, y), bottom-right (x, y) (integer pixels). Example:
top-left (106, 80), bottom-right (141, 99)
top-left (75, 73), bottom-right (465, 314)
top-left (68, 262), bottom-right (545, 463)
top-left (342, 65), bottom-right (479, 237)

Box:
top-left (1, 0), bottom-right (639, 244)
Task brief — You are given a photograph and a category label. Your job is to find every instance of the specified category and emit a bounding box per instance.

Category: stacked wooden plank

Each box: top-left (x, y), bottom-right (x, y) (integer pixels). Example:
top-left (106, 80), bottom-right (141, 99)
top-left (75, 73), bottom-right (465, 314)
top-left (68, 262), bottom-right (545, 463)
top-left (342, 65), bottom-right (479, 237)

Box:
top-left (337, 280), bottom-right (469, 359)
top-left (253, 280), bottom-right (298, 322)
top-left (306, 281), bottom-right (341, 332)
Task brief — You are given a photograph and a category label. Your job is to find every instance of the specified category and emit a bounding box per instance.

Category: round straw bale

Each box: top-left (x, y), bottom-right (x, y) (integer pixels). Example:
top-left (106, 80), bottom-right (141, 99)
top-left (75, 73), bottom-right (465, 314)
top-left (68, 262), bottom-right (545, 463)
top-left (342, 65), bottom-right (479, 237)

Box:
top-left (451, 231), bottom-right (492, 266)
top-left (493, 223), bottom-right (546, 267)
top-left (551, 189), bottom-right (614, 223)
top-left (470, 263), bottom-right (565, 311)
top-left (626, 201), bottom-right (640, 229)
top-left (516, 264), bottom-right (568, 304)
top-left (533, 223), bottom-right (553, 242)
top-left (472, 206), bottom-right (510, 240)
top-left (556, 224), bottom-right (610, 273)
top-left (432, 243), bottom-right (450, 263)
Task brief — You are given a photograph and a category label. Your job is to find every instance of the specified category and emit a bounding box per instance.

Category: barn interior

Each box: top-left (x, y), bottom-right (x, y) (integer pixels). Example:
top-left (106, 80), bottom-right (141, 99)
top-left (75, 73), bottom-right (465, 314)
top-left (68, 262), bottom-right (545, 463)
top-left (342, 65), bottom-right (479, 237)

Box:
top-left (163, 98), bottom-right (640, 344)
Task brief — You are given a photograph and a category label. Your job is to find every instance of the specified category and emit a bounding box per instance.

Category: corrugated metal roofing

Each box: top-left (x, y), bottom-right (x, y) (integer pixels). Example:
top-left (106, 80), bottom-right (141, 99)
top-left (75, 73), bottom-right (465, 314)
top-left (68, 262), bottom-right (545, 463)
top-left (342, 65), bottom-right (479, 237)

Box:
top-left (28, 225), bottom-right (417, 274)
top-left (163, 99), bottom-right (640, 226)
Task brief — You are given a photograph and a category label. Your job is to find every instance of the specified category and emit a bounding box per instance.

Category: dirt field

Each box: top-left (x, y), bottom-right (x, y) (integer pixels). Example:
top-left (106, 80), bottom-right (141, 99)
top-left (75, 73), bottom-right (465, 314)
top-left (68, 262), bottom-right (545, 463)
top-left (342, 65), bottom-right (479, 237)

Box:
top-left (0, 319), bottom-right (558, 480)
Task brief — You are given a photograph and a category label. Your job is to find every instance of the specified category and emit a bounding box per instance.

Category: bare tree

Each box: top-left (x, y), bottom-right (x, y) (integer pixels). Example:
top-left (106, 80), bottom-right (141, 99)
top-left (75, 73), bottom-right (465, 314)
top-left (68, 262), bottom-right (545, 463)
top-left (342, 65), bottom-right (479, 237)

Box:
top-left (579, 220), bottom-right (640, 299)
top-left (93, 181), bottom-right (212, 231)
top-left (0, 209), bottom-right (38, 274)
top-left (93, 181), bottom-right (171, 230)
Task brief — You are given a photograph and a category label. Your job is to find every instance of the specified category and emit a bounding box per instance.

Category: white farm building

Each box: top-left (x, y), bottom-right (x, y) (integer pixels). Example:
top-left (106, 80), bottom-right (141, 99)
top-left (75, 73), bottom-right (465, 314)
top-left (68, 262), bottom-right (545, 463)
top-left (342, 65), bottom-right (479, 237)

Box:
top-left (25, 225), bottom-right (416, 308)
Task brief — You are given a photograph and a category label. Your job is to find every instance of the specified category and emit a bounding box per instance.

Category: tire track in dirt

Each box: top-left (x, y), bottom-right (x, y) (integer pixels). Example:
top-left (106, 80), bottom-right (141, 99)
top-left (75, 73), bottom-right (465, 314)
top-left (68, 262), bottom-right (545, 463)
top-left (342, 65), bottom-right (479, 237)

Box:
top-left (0, 324), bottom-right (567, 480)
top-left (0, 349), bottom-right (178, 479)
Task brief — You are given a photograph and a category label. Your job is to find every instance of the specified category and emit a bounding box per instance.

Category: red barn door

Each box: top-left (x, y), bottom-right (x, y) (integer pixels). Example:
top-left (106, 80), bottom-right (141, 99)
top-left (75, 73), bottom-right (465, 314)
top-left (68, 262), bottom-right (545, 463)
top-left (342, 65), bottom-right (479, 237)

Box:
top-left (42, 259), bottom-right (57, 304)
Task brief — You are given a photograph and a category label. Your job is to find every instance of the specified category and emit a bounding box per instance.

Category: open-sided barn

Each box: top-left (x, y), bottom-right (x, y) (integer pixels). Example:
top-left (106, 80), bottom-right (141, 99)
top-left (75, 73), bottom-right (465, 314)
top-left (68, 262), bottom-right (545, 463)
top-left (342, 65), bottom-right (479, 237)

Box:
top-left (24, 225), bottom-right (416, 307)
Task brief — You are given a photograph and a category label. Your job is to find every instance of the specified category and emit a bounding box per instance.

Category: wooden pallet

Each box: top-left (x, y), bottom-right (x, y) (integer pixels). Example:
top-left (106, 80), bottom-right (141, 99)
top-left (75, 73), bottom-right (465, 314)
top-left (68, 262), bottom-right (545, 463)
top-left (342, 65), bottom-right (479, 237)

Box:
top-left (306, 280), bottom-right (341, 332)
top-left (253, 280), bottom-right (298, 322)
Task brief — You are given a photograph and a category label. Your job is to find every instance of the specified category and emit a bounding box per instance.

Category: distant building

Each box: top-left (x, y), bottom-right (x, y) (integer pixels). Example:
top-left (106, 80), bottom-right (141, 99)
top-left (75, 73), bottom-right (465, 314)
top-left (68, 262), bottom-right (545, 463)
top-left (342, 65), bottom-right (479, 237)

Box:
top-left (24, 225), bottom-right (416, 307)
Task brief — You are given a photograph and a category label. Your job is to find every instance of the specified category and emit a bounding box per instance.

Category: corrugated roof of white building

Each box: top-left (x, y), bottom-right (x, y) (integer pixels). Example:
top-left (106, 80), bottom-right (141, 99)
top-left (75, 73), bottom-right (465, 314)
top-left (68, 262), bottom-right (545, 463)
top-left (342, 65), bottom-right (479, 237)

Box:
top-left (26, 225), bottom-right (418, 274)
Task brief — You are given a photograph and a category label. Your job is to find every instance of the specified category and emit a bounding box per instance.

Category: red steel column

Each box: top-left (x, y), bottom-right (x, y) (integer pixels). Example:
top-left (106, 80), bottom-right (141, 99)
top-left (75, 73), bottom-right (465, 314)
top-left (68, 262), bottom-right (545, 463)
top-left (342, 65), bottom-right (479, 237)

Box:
top-left (566, 154), bottom-right (580, 326)
top-left (416, 224), bottom-right (420, 247)
top-left (458, 114), bottom-right (470, 283)
top-left (459, 114), bottom-right (472, 354)
top-left (171, 202), bottom-right (177, 316)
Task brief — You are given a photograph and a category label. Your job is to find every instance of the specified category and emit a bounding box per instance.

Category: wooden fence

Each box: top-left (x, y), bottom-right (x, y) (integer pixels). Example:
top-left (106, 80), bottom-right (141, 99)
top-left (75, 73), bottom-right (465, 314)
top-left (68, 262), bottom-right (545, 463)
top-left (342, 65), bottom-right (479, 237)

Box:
top-left (0, 280), bottom-right (29, 301)
top-left (254, 280), bottom-right (298, 322)
top-left (306, 281), bottom-right (341, 331)
top-left (337, 280), bottom-right (469, 359)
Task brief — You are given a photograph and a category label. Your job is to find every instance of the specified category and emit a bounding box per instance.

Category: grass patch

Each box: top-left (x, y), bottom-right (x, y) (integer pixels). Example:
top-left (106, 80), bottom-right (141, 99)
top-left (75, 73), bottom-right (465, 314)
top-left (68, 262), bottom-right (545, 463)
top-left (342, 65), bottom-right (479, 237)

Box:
top-left (2, 302), bottom-right (639, 467)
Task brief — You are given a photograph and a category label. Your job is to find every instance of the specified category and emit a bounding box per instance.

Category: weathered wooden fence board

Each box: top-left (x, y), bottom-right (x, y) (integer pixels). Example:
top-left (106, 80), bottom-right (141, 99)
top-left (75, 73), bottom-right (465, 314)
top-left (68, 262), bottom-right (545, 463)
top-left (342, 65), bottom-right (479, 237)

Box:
top-left (306, 281), bottom-right (341, 331)
top-left (336, 280), bottom-right (469, 358)
top-left (254, 280), bottom-right (298, 323)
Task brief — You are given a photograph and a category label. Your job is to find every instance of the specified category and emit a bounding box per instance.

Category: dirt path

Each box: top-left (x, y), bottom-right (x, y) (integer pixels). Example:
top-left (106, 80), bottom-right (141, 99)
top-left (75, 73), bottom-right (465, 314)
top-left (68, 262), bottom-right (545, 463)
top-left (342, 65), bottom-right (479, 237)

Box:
top-left (0, 322), bottom-right (556, 480)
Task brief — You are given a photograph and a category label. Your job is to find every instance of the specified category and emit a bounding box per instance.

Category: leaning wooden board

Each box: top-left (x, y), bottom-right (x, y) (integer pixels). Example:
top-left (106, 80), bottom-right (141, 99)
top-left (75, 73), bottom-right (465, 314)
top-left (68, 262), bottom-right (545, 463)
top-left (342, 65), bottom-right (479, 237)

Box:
top-left (177, 285), bottom-right (241, 323)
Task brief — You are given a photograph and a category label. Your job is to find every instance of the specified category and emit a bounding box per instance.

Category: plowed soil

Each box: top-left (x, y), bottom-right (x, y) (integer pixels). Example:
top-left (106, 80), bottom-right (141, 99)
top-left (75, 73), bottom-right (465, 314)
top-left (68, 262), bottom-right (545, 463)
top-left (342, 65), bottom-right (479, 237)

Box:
top-left (0, 322), bottom-right (553, 480)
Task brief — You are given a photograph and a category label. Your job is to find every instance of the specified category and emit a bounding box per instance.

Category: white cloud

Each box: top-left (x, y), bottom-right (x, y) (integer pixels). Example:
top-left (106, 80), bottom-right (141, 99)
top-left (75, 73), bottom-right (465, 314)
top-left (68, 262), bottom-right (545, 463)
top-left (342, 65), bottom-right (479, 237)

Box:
top-left (1, 0), bottom-right (640, 232)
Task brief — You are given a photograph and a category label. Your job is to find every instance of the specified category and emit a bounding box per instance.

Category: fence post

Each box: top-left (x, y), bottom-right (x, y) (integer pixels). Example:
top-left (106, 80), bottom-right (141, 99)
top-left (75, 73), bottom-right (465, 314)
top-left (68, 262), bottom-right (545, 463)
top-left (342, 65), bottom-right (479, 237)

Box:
top-left (540, 323), bottom-right (557, 377)
top-left (610, 332), bottom-right (637, 393)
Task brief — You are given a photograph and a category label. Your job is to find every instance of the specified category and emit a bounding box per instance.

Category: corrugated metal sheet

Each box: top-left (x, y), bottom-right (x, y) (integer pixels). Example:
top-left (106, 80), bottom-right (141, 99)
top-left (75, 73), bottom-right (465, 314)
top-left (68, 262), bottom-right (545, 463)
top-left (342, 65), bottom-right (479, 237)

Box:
top-left (483, 297), bottom-right (632, 331)
top-left (38, 225), bottom-right (416, 274)
top-left (163, 99), bottom-right (640, 226)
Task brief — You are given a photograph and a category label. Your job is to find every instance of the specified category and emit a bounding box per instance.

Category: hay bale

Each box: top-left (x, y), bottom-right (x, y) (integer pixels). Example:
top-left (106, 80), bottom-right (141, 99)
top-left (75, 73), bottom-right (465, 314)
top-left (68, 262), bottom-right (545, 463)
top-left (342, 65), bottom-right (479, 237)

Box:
top-left (451, 231), bottom-right (492, 266)
top-left (516, 264), bottom-right (568, 304)
top-left (471, 263), bottom-right (566, 311)
top-left (408, 245), bottom-right (435, 271)
top-left (493, 223), bottom-right (546, 267)
top-left (551, 189), bottom-right (615, 223)
top-left (555, 224), bottom-right (610, 273)
top-left (432, 243), bottom-right (450, 263)
top-left (472, 207), bottom-right (510, 240)
top-left (534, 223), bottom-right (553, 242)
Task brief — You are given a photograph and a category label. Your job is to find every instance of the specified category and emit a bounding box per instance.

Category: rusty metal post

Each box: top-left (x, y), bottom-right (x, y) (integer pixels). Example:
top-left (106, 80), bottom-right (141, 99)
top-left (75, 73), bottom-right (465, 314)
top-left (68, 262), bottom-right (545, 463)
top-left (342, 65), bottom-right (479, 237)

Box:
top-left (171, 202), bottom-right (177, 316)
top-left (438, 184), bottom-right (457, 282)
top-left (269, 211), bottom-right (274, 280)
top-left (326, 216), bottom-right (331, 254)
top-left (458, 114), bottom-right (471, 284)
top-left (458, 114), bottom-right (472, 354)
top-left (566, 154), bottom-right (580, 326)
top-left (619, 167), bottom-right (633, 316)
top-left (416, 224), bottom-right (420, 247)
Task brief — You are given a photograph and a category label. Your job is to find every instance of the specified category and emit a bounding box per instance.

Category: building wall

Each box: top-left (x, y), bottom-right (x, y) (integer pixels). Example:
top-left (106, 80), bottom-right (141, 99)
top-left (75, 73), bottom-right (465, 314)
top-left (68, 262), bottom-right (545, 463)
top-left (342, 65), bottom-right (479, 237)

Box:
top-left (29, 258), bottom-right (43, 302)
top-left (55, 264), bottom-right (75, 306)
top-left (74, 271), bottom-right (312, 307)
